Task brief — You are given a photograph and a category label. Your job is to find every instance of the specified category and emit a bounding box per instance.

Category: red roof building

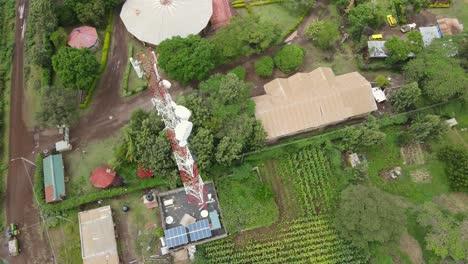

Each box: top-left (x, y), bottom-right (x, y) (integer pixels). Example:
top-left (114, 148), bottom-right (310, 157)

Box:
top-left (90, 166), bottom-right (117, 189)
top-left (68, 26), bottom-right (100, 50)
top-left (211, 0), bottom-right (232, 29)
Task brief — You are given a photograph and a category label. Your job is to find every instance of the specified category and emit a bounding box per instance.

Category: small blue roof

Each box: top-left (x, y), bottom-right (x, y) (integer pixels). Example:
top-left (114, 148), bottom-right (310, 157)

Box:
top-left (209, 210), bottom-right (221, 230)
top-left (43, 154), bottom-right (65, 203)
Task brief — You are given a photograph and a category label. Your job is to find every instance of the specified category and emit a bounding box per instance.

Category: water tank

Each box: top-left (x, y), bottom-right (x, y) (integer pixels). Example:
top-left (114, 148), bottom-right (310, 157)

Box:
top-left (146, 192), bottom-right (154, 202)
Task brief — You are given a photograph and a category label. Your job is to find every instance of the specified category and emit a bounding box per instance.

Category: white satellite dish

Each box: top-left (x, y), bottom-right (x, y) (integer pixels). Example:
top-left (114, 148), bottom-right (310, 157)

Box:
top-left (175, 120), bottom-right (193, 147)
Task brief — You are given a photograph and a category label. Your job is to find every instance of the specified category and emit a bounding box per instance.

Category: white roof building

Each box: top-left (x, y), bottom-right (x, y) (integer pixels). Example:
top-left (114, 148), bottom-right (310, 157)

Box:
top-left (120, 0), bottom-right (213, 45)
top-left (372, 87), bottom-right (387, 103)
top-left (419, 26), bottom-right (442, 47)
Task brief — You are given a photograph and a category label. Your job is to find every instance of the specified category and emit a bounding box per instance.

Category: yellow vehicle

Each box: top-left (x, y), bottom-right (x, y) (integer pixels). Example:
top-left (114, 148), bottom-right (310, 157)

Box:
top-left (386, 15), bottom-right (397, 27)
top-left (369, 34), bottom-right (383, 40)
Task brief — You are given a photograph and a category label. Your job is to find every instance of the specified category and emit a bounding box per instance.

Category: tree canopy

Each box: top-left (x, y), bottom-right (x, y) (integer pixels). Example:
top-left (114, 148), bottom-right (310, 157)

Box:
top-left (305, 20), bottom-right (340, 50)
top-left (342, 117), bottom-right (386, 150)
top-left (348, 3), bottom-right (383, 38)
top-left (398, 114), bottom-right (447, 145)
top-left (50, 27), bottom-right (68, 49)
top-left (438, 145), bottom-right (468, 191)
top-left (36, 87), bottom-right (79, 128)
top-left (274, 44), bottom-right (306, 74)
top-left (385, 36), bottom-right (411, 65)
top-left (389, 82), bottom-right (421, 112)
top-left (52, 47), bottom-right (99, 90)
top-left (211, 16), bottom-right (281, 62)
top-left (157, 35), bottom-right (218, 84)
top-left (335, 185), bottom-right (406, 251)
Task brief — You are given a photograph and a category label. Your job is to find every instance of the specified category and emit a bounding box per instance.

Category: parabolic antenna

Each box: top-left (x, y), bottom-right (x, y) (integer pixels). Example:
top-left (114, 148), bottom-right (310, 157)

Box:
top-left (120, 0), bottom-right (213, 45)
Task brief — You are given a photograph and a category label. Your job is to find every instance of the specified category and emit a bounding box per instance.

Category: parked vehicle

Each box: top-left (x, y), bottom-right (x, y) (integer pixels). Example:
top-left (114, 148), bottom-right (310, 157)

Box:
top-left (8, 238), bottom-right (19, 256)
top-left (400, 23), bottom-right (417, 33)
top-left (369, 34), bottom-right (384, 40)
top-left (6, 223), bottom-right (20, 238)
top-left (386, 15), bottom-right (397, 27)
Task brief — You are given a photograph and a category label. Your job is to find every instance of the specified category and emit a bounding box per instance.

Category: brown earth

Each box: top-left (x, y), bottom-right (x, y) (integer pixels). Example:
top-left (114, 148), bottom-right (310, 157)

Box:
top-left (433, 193), bottom-right (468, 215)
top-left (399, 232), bottom-right (424, 264)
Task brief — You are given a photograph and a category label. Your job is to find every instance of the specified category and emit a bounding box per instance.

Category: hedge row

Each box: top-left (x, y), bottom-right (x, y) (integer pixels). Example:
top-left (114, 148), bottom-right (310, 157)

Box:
top-left (281, 6), bottom-right (311, 40)
top-left (33, 154), bottom-right (170, 214)
top-left (79, 13), bottom-right (113, 109)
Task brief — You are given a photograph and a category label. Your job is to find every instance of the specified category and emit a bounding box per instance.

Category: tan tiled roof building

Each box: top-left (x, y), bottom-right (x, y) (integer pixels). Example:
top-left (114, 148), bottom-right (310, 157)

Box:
top-left (253, 67), bottom-right (377, 140)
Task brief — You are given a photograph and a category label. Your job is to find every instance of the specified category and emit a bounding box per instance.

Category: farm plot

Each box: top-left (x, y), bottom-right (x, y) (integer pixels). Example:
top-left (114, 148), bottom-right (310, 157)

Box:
top-left (278, 147), bottom-right (338, 215)
top-left (203, 215), bottom-right (365, 264)
top-left (401, 143), bottom-right (425, 165)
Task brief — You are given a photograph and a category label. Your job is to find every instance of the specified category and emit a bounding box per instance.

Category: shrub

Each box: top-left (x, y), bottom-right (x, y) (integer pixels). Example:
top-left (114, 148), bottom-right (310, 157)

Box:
top-left (305, 20), bottom-right (340, 50)
top-left (375, 75), bottom-right (389, 88)
top-left (438, 146), bottom-right (468, 191)
top-left (274, 44), bottom-right (305, 74)
top-left (228, 66), bottom-right (246, 81)
top-left (254, 56), bottom-right (274, 77)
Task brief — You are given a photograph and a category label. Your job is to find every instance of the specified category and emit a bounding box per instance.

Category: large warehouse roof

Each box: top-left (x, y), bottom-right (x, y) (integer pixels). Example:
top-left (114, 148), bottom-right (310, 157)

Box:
top-left (253, 67), bottom-right (377, 140)
top-left (120, 0), bottom-right (213, 45)
top-left (78, 206), bottom-right (119, 264)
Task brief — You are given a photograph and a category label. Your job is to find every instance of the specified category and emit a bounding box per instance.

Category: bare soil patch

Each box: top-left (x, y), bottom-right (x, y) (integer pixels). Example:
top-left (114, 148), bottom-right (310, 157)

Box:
top-left (410, 168), bottom-right (432, 183)
top-left (434, 193), bottom-right (468, 215)
top-left (399, 233), bottom-right (424, 264)
top-left (401, 143), bottom-right (425, 165)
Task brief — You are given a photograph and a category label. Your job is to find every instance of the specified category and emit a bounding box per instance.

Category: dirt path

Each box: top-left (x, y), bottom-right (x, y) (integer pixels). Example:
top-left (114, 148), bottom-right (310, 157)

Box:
top-left (399, 233), bottom-right (424, 264)
top-left (2, 0), bottom-right (53, 262)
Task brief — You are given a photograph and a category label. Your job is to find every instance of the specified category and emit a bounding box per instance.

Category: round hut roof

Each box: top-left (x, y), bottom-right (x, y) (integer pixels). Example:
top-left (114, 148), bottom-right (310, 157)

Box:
top-left (68, 26), bottom-right (99, 49)
top-left (90, 166), bottom-right (117, 188)
top-left (120, 0), bottom-right (213, 45)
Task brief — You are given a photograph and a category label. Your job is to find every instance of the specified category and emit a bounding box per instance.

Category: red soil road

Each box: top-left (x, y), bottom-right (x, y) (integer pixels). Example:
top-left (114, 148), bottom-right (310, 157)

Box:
top-left (2, 0), bottom-right (53, 263)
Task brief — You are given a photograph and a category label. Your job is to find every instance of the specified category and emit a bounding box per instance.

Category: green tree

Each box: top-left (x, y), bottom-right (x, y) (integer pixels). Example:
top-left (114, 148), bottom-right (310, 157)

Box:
top-left (228, 66), bottom-right (246, 81)
top-left (342, 118), bottom-right (386, 150)
top-left (217, 73), bottom-right (249, 104)
top-left (385, 36), bottom-right (411, 65)
top-left (274, 44), bottom-right (305, 74)
top-left (348, 3), bottom-right (383, 38)
top-left (157, 35), bottom-right (218, 84)
top-left (191, 128), bottom-right (214, 172)
top-left (375, 75), bottom-right (389, 88)
top-left (52, 47), bottom-right (99, 91)
top-left (250, 121), bottom-right (267, 151)
top-left (389, 82), bottom-right (421, 112)
top-left (75, 0), bottom-right (106, 27)
top-left (211, 16), bottom-right (281, 62)
top-left (407, 31), bottom-right (424, 54)
top-left (305, 20), bottom-right (340, 50)
top-left (438, 146), bottom-right (468, 191)
top-left (336, 185), bottom-right (406, 251)
top-left (36, 87), bottom-right (79, 128)
top-left (254, 56), bottom-right (274, 77)
top-left (399, 114), bottom-right (447, 145)
top-left (409, 0), bottom-right (430, 13)
top-left (215, 137), bottom-right (243, 165)
top-left (404, 39), bottom-right (467, 102)
top-left (50, 27), bottom-right (68, 49)
top-left (417, 202), bottom-right (467, 261)
top-left (120, 110), bottom-right (177, 176)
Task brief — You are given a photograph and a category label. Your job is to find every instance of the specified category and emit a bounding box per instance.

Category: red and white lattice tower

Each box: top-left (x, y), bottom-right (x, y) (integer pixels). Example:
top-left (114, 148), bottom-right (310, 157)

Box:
top-left (136, 48), bottom-right (206, 210)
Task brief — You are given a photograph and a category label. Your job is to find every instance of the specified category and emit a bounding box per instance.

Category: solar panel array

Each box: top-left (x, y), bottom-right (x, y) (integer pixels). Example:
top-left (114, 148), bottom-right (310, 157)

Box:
top-left (164, 226), bottom-right (188, 248)
top-left (188, 219), bottom-right (212, 242)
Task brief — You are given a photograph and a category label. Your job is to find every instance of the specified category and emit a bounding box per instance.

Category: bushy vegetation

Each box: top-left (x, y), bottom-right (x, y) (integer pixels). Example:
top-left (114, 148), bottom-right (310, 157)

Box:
top-left (211, 16), bottom-right (281, 63)
top-left (397, 114), bottom-right (447, 145)
top-left (228, 66), bottom-right (246, 81)
top-left (389, 82), bottom-right (421, 112)
top-left (305, 20), bottom-right (340, 50)
top-left (341, 117), bottom-right (386, 151)
top-left (375, 75), bottom-right (389, 88)
top-left (385, 32), bottom-right (424, 65)
top-left (254, 56), bottom-right (274, 77)
top-left (216, 165), bottom-right (278, 233)
top-left (157, 35), bottom-right (218, 84)
top-left (36, 87), bottom-right (79, 128)
top-left (274, 44), bottom-right (305, 74)
top-left (348, 3), bottom-right (383, 38)
top-left (438, 145), bottom-right (468, 191)
top-left (62, 0), bottom-right (120, 28)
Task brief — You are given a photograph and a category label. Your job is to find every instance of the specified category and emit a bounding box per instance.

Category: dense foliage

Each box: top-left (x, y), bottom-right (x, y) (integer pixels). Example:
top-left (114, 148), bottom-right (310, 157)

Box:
top-left (385, 36), bottom-right (411, 65)
top-left (178, 73), bottom-right (266, 169)
top-left (228, 66), bottom-right (246, 81)
top-left (438, 145), bottom-right (468, 191)
top-left (52, 47), bottom-right (99, 90)
top-left (305, 20), bottom-right (340, 50)
top-left (389, 82), bottom-right (421, 112)
top-left (375, 75), bottom-right (389, 88)
top-left (36, 87), bottom-right (79, 128)
top-left (341, 118), bottom-right (386, 151)
top-left (63, 0), bottom-right (120, 27)
top-left (398, 114), bottom-right (447, 145)
top-left (50, 27), bottom-right (68, 50)
top-left (274, 44), bottom-right (305, 74)
top-left (254, 56), bottom-right (274, 77)
top-left (348, 3), bottom-right (383, 38)
top-left (157, 35), bottom-right (218, 84)
top-left (335, 185), bottom-right (406, 251)
top-left (417, 202), bottom-right (467, 261)
top-left (404, 37), bottom-right (467, 102)
top-left (211, 16), bottom-right (281, 62)
top-left (28, 0), bottom-right (57, 69)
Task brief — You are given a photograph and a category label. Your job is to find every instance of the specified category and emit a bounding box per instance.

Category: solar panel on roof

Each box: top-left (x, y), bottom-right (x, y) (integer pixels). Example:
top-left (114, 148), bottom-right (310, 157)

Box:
top-left (188, 219), bottom-right (212, 242)
top-left (164, 226), bottom-right (188, 248)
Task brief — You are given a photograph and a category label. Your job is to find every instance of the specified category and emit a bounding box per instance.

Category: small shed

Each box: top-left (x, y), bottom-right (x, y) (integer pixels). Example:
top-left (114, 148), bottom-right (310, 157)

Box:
top-left (90, 166), bottom-right (121, 189)
top-left (419, 26), bottom-right (442, 47)
top-left (68, 26), bottom-right (100, 50)
top-left (43, 154), bottom-right (66, 203)
top-left (437, 18), bottom-right (463, 36)
top-left (372, 87), bottom-right (387, 103)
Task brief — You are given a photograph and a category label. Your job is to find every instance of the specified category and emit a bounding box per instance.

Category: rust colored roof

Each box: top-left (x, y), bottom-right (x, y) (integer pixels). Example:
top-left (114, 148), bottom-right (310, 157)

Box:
top-left (211, 0), bottom-right (232, 29)
top-left (68, 26), bottom-right (99, 48)
top-left (437, 18), bottom-right (464, 36)
top-left (90, 166), bottom-right (116, 189)
top-left (45, 186), bottom-right (56, 203)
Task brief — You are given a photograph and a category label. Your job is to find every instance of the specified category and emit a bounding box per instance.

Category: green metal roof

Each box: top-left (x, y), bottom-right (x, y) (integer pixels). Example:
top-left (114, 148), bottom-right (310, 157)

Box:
top-left (43, 154), bottom-right (66, 202)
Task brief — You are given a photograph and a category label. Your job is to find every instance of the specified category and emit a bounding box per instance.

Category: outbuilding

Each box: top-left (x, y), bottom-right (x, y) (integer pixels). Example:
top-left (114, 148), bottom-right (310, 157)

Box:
top-left (43, 154), bottom-right (66, 203)
top-left (90, 166), bottom-right (122, 189)
top-left (68, 26), bottom-right (100, 50)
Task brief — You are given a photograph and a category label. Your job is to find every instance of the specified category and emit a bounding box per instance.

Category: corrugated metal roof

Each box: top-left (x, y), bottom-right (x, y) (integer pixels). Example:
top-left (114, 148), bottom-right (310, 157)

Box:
top-left (78, 206), bottom-right (119, 264)
top-left (368, 41), bottom-right (388, 58)
top-left (437, 18), bottom-right (464, 36)
top-left (253, 67), bottom-right (378, 140)
top-left (209, 210), bottom-right (221, 230)
top-left (419, 26), bottom-right (442, 47)
top-left (43, 154), bottom-right (65, 203)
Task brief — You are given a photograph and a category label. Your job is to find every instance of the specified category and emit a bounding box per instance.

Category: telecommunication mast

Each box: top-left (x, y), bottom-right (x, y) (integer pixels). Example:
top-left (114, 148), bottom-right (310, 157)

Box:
top-left (136, 49), bottom-right (206, 210)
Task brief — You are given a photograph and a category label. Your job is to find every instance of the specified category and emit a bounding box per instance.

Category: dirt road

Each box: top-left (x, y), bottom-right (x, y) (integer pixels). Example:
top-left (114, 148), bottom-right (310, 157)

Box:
top-left (2, 0), bottom-right (53, 263)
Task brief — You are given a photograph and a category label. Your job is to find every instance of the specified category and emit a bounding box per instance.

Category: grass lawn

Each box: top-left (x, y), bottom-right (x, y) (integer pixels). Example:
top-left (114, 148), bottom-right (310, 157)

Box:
top-left (236, 4), bottom-right (300, 38)
top-left (63, 133), bottom-right (122, 196)
top-left (215, 164), bottom-right (279, 233)
top-left (430, 0), bottom-right (468, 26)
top-left (302, 42), bottom-right (358, 75)
top-left (23, 64), bottom-right (42, 129)
top-left (48, 211), bottom-right (82, 264)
